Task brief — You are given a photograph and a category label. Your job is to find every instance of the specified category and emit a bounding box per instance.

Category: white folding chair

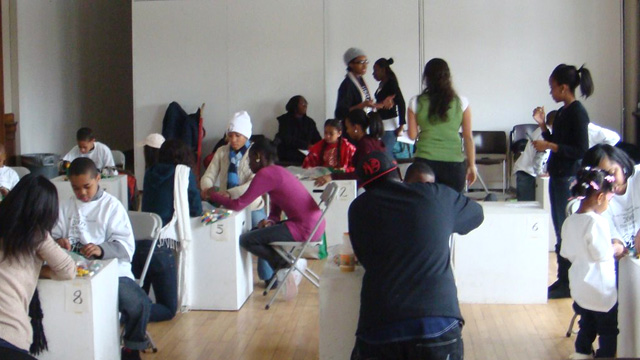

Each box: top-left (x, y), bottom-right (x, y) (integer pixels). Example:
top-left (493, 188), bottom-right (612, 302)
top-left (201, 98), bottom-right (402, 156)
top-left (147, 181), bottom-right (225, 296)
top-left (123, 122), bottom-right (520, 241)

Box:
top-left (10, 166), bottom-right (30, 179)
top-left (127, 210), bottom-right (163, 353)
top-left (112, 150), bottom-right (126, 169)
top-left (564, 198), bottom-right (581, 337)
top-left (263, 182), bottom-right (338, 310)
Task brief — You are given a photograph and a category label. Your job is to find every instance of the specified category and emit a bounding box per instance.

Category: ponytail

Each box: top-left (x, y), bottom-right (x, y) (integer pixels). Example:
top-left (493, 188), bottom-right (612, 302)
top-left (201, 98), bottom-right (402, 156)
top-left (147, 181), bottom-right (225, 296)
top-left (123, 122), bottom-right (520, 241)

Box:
top-left (571, 167), bottom-right (614, 199)
top-left (550, 64), bottom-right (594, 98)
top-left (374, 57), bottom-right (398, 83)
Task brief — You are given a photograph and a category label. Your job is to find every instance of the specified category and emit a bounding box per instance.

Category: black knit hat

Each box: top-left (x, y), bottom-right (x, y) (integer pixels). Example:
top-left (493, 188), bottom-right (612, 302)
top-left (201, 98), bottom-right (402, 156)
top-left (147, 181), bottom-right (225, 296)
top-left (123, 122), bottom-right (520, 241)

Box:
top-left (356, 151), bottom-right (398, 188)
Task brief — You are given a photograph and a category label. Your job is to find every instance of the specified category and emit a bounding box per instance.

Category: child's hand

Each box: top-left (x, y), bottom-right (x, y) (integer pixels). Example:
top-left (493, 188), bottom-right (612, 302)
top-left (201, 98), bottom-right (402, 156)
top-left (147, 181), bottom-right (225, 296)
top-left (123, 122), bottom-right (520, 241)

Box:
top-left (80, 244), bottom-right (103, 259)
top-left (314, 174), bottom-right (332, 187)
top-left (532, 106), bottom-right (545, 126)
top-left (613, 239), bottom-right (628, 260)
top-left (0, 187), bottom-right (8, 196)
top-left (257, 219), bottom-right (273, 229)
top-left (56, 238), bottom-right (72, 251)
top-left (201, 187), bottom-right (212, 200)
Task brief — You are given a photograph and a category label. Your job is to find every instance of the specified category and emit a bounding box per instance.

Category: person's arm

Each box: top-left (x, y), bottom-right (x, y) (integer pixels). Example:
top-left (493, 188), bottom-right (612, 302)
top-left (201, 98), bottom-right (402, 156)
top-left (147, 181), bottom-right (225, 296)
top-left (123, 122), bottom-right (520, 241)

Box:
top-left (302, 141), bottom-right (323, 168)
top-left (103, 145), bottom-right (115, 168)
top-left (553, 109), bottom-right (589, 160)
top-left (62, 147), bottom-right (77, 163)
top-left (267, 201), bottom-right (283, 225)
top-left (395, 84), bottom-right (407, 135)
top-left (461, 106), bottom-right (476, 186)
top-left (188, 170), bottom-right (203, 217)
top-left (37, 235), bottom-right (76, 280)
top-left (200, 146), bottom-right (224, 190)
top-left (586, 218), bottom-right (616, 262)
top-left (335, 80), bottom-right (355, 119)
top-left (208, 168), bottom-right (274, 211)
top-left (94, 203), bottom-right (135, 261)
top-left (347, 199), bottom-right (373, 270)
top-left (407, 96), bottom-right (419, 140)
top-left (452, 190), bottom-right (484, 235)
top-left (589, 123), bottom-right (620, 146)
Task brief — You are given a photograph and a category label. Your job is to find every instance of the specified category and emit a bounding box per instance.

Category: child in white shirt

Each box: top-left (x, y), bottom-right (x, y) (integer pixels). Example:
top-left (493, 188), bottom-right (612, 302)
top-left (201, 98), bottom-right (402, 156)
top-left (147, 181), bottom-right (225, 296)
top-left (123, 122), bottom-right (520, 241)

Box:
top-left (0, 143), bottom-right (19, 198)
top-left (52, 158), bottom-right (149, 360)
top-left (62, 127), bottom-right (115, 170)
top-left (560, 167), bottom-right (626, 359)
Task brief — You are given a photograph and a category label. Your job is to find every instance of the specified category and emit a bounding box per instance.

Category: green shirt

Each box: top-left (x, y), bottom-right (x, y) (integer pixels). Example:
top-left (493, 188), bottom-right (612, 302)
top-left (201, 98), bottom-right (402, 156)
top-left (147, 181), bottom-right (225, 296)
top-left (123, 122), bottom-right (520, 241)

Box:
top-left (414, 95), bottom-right (464, 162)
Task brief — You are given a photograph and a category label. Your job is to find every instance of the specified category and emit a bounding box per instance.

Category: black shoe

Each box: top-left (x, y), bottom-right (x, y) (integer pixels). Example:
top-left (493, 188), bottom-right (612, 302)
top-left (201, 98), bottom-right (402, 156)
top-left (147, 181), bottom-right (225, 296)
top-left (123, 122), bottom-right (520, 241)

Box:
top-left (121, 348), bottom-right (141, 360)
top-left (264, 277), bottom-right (279, 290)
top-left (548, 282), bottom-right (571, 299)
top-left (548, 279), bottom-right (563, 291)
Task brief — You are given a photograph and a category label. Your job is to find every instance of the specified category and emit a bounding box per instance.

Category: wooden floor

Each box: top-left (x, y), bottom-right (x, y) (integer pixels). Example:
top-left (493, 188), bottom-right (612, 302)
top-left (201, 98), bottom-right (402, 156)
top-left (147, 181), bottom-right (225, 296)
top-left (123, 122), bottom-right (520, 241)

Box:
top-left (141, 253), bottom-right (577, 360)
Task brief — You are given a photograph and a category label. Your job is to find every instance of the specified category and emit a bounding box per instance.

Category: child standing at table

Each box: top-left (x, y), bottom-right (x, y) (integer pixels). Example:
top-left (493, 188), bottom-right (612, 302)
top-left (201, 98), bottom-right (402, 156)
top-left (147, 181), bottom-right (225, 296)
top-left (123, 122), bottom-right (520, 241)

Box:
top-left (560, 167), bottom-right (626, 359)
top-left (52, 158), bottom-right (150, 360)
top-left (302, 119), bottom-right (356, 172)
top-left (0, 143), bottom-right (19, 198)
top-left (62, 127), bottom-right (115, 171)
top-left (0, 175), bottom-right (76, 360)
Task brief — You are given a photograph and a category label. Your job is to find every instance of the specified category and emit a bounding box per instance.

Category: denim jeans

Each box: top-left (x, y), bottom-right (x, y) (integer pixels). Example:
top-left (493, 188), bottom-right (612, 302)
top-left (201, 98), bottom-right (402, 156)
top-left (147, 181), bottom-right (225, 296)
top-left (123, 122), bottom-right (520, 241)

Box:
top-left (119, 277), bottom-right (151, 350)
top-left (251, 209), bottom-right (275, 281)
top-left (573, 302), bottom-right (618, 357)
top-left (515, 171), bottom-right (536, 201)
top-left (0, 338), bottom-right (32, 359)
top-left (351, 322), bottom-right (463, 360)
top-left (549, 176), bottom-right (574, 282)
top-left (239, 223), bottom-right (295, 270)
top-left (132, 241), bottom-right (178, 322)
top-left (382, 130), bottom-right (398, 159)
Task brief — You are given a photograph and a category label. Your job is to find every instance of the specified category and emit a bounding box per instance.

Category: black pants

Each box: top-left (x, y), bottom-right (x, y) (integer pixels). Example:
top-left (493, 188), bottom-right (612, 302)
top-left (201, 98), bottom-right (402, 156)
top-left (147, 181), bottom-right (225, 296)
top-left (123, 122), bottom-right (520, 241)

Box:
top-left (573, 302), bottom-right (618, 358)
top-left (239, 223), bottom-right (295, 270)
top-left (414, 158), bottom-right (466, 192)
top-left (351, 322), bottom-right (463, 360)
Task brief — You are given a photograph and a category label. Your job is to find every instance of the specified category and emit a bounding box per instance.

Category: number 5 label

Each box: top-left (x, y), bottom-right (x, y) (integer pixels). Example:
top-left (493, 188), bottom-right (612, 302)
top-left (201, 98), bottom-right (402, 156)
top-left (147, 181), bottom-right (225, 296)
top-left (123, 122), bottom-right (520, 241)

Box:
top-left (210, 223), bottom-right (226, 241)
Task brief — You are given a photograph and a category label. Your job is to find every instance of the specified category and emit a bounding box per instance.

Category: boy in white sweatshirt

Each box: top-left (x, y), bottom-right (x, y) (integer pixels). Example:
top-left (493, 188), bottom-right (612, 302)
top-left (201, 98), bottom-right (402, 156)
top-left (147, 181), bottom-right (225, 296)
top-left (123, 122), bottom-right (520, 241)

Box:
top-left (52, 158), bottom-right (149, 360)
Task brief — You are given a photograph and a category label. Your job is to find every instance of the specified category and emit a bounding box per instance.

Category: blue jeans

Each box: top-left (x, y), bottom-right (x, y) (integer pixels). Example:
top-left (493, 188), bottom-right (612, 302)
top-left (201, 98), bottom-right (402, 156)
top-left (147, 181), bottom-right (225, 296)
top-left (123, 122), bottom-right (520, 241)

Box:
top-left (132, 241), bottom-right (178, 322)
top-left (240, 223), bottom-right (295, 270)
top-left (351, 322), bottom-right (463, 360)
top-left (381, 130), bottom-right (397, 159)
top-left (549, 176), bottom-right (574, 282)
top-left (573, 302), bottom-right (618, 357)
top-left (119, 277), bottom-right (151, 350)
top-left (0, 338), bottom-right (32, 359)
top-left (515, 171), bottom-right (536, 201)
top-left (251, 208), bottom-right (274, 281)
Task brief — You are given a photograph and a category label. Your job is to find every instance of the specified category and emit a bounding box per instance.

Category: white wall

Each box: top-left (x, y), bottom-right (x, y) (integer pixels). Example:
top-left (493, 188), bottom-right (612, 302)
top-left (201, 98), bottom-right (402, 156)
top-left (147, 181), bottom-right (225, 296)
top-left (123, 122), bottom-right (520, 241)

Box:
top-left (9, 0), bottom-right (132, 157)
top-left (132, 0), bottom-right (325, 180)
top-left (132, 0), bottom-right (624, 186)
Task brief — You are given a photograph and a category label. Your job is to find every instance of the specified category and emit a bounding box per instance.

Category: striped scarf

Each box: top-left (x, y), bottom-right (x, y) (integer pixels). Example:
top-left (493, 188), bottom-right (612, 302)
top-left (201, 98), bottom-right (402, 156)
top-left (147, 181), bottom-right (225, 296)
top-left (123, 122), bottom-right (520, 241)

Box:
top-left (227, 142), bottom-right (250, 189)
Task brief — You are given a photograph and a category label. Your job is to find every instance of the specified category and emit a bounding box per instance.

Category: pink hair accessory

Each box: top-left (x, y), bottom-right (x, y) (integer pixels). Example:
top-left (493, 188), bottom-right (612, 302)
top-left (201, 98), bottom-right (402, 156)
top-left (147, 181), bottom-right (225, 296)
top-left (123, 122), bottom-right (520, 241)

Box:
top-left (604, 175), bottom-right (615, 183)
top-left (589, 181), bottom-right (600, 191)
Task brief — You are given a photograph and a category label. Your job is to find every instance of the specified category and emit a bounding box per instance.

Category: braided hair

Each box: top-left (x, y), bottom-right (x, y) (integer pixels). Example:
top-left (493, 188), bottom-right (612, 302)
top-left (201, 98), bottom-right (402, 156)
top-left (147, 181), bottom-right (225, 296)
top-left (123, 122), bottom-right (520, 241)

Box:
top-left (570, 167), bottom-right (615, 199)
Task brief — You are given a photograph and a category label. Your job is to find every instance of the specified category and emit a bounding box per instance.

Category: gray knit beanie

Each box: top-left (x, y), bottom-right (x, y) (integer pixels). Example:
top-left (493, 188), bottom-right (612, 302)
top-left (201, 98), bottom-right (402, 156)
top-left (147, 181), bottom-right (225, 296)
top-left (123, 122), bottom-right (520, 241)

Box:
top-left (343, 47), bottom-right (366, 66)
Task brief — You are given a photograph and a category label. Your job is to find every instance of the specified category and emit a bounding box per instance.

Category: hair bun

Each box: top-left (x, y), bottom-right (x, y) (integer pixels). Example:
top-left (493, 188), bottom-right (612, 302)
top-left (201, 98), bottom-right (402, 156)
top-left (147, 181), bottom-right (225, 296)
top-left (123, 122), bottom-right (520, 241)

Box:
top-left (387, 58), bottom-right (394, 65)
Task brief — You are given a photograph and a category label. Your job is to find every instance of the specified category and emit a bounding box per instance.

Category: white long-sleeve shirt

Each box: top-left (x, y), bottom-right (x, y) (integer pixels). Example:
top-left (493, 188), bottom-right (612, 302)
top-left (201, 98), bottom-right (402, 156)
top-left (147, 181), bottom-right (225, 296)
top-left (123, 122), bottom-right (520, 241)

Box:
top-left (602, 164), bottom-right (640, 247)
top-left (63, 141), bottom-right (115, 170)
top-left (561, 211), bottom-right (617, 312)
top-left (52, 190), bottom-right (135, 279)
top-left (0, 166), bottom-right (19, 190)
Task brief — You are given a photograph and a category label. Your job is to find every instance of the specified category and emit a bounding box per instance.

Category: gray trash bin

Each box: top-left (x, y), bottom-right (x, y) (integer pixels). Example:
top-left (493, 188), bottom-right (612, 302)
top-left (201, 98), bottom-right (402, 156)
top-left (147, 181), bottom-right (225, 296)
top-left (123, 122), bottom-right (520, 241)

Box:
top-left (20, 153), bottom-right (60, 179)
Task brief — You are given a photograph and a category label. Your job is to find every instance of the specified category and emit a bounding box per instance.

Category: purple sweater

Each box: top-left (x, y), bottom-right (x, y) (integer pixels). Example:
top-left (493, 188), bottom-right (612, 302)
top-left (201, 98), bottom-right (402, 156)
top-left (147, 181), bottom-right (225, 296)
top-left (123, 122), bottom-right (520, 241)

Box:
top-left (209, 165), bottom-right (325, 242)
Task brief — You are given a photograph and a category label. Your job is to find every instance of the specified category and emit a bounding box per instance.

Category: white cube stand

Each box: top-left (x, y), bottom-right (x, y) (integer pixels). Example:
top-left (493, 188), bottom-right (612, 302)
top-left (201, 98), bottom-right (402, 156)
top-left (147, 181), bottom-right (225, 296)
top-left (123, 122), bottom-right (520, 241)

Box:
top-left (37, 259), bottom-right (119, 360)
top-left (187, 209), bottom-right (253, 310)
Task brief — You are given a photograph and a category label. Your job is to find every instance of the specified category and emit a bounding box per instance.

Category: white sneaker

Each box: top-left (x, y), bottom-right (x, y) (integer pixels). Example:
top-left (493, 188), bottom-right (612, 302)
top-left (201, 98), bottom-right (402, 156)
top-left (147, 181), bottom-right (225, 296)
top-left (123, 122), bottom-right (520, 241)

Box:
top-left (569, 352), bottom-right (593, 359)
top-left (293, 258), bottom-right (307, 286)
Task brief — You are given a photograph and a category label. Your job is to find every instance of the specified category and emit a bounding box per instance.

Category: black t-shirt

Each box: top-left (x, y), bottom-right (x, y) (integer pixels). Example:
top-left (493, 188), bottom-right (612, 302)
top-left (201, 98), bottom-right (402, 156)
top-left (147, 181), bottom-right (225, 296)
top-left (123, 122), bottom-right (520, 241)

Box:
top-left (348, 180), bottom-right (484, 334)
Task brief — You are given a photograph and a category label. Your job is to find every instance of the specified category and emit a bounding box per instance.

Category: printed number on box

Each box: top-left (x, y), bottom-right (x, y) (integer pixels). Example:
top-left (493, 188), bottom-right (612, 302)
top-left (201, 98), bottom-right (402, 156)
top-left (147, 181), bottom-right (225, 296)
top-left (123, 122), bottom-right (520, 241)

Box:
top-left (65, 283), bottom-right (90, 313)
top-left (210, 223), bottom-right (226, 241)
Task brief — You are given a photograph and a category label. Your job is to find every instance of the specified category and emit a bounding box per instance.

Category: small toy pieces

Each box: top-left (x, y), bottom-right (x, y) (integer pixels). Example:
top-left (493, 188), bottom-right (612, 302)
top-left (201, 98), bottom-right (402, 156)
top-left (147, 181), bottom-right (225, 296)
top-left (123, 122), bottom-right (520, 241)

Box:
top-left (101, 166), bottom-right (119, 178)
top-left (200, 209), bottom-right (233, 225)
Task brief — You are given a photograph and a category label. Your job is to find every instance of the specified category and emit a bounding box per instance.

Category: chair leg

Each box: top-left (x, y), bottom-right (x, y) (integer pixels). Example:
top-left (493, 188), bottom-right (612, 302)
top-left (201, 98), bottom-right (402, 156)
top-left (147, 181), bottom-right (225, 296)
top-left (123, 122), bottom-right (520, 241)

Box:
top-left (566, 312), bottom-right (579, 337)
top-left (143, 331), bottom-right (158, 353)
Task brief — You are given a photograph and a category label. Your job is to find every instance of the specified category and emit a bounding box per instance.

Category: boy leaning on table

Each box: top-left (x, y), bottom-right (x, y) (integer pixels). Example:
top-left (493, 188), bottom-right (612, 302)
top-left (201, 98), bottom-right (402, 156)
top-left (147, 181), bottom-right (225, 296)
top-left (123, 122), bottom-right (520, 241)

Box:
top-left (51, 157), bottom-right (150, 360)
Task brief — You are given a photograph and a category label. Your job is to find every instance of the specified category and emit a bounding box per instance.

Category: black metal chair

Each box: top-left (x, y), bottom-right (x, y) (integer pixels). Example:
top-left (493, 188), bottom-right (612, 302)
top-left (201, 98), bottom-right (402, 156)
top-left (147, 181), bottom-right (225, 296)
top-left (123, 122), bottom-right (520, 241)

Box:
top-left (473, 131), bottom-right (508, 193)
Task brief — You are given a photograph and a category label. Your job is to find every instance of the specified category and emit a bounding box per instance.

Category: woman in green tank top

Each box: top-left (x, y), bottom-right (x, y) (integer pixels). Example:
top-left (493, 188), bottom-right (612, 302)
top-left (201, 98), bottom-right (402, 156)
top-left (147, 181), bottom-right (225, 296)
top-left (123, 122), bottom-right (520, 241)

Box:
top-left (407, 58), bottom-right (476, 192)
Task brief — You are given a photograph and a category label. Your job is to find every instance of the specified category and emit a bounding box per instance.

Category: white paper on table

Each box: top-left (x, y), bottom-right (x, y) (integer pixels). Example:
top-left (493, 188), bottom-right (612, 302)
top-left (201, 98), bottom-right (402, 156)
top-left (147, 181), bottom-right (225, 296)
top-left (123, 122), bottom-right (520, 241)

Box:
top-left (396, 130), bottom-right (415, 145)
top-left (298, 149), bottom-right (309, 156)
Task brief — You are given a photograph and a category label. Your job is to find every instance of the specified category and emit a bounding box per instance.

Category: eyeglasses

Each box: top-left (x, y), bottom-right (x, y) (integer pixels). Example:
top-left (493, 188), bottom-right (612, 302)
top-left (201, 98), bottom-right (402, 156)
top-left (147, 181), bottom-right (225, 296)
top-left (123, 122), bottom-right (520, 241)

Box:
top-left (352, 59), bottom-right (369, 65)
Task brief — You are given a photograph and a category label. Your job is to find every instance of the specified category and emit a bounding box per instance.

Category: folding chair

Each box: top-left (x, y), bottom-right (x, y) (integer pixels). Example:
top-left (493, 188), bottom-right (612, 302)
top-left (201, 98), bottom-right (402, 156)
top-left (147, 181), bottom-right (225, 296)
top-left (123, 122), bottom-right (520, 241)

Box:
top-left (111, 150), bottom-right (126, 169)
top-left (263, 182), bottom-right (338, 310)
top-left (473, 131), bottom-right (508, 193)
top-left (127, 210), bottom-right (163, 353)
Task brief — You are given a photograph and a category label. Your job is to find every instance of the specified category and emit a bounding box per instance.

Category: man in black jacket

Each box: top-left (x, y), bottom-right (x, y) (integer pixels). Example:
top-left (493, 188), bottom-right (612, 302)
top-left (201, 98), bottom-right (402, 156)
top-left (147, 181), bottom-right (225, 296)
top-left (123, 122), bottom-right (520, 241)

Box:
top-left (348, 152), bottom-right (484, 360)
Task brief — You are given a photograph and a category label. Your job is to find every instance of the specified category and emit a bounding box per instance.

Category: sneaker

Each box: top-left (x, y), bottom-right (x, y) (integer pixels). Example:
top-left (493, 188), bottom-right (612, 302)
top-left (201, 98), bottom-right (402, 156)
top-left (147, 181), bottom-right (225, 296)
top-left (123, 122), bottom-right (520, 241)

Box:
top-left (548, 282), bottom-right (571, 299)
top-left (293, 258), bottom-right (307, 286)
top-left (121, 347), bottom-right (141, 360)
top-left (569, 352), bottom-right (593, 359)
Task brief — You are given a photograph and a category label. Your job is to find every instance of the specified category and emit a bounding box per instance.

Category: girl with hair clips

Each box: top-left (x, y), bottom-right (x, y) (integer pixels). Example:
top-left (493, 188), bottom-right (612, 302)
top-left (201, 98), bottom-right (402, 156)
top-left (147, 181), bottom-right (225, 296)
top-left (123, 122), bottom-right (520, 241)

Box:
top-left (407, 58), bottom-right (476, 193)
top-left (0, 175), bottom-right (76, 359)
top-left (302, 119), bottom-right (356, 172)
top-left (583, 144), bottom-right (640, 250)
top-left (560, 167), bottom-right (625, 359)
top-left (275, 96), bottom-right (321, 165)
top-left (532, 64), bottom-right (594, 299)
top-left (203, 139), bottom-right (324, 294)
top-left (314, 110), bottom-right (385, 186)
top-left (373, 57), bottom-right (406, 159)
top-left (335, 48), bottom-right (375, 138)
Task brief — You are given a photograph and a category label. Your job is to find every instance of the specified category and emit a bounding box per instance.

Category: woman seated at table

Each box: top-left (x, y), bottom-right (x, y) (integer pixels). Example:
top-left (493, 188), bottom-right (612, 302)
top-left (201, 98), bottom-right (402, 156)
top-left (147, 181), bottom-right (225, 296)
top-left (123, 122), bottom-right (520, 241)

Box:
top-left (274, 95), bottom-right (322, 165)
top-left (202, 138), bottom-right (325, 287)
top-left (200, 111), bottom-right (273, 285)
